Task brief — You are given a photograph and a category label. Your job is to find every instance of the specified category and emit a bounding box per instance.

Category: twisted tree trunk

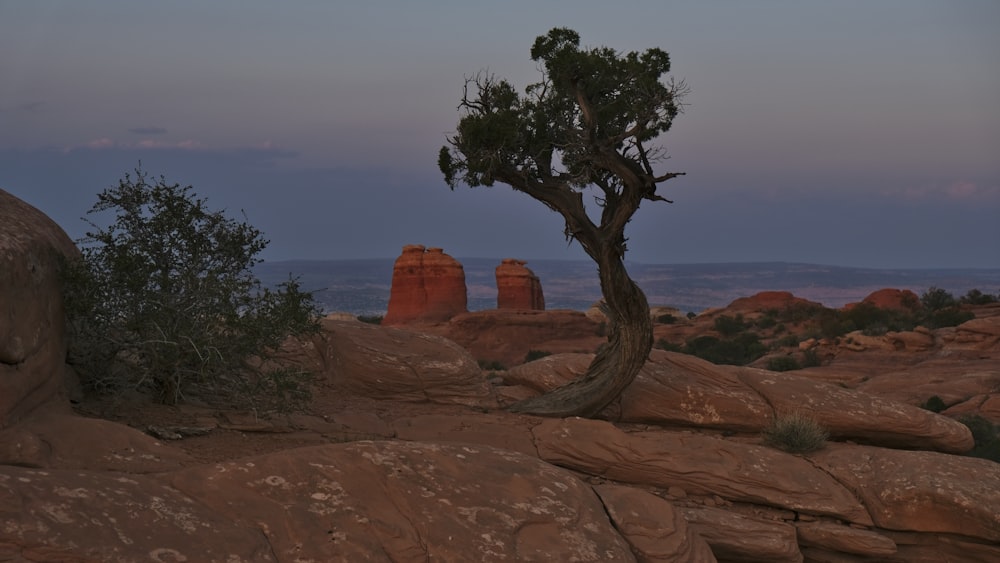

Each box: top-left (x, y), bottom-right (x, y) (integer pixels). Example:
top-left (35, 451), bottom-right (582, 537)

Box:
top-left (508, 243), bottom-right (652, 417)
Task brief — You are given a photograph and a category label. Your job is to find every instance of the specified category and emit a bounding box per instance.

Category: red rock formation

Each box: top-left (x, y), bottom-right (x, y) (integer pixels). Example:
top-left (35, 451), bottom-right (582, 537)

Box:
top-left (384, 245), bottom-right (467, 325)
top-left (857, 288), bottom-right (921, 311)
top-left (495, 258), bottom-right (544, 310)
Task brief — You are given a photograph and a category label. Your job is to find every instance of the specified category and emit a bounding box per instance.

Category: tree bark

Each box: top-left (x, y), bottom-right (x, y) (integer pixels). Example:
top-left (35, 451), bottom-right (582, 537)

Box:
top-left (508, 243), bottom-right (652, 417)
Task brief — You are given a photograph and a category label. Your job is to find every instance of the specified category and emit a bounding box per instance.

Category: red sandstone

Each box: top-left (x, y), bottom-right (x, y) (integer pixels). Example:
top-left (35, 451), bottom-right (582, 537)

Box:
top-left (496, 259), bottom-right (545, 310)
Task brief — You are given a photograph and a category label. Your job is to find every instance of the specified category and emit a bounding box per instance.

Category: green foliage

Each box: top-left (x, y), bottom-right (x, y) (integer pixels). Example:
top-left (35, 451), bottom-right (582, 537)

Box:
top-left (684, 332), bottom-right (766, 366)
top-left (801, 348), bottom-right (822, 368)
top-left (921, 286), bottom-right (957, 311)
top-left (357, 315), bottom-right (383, 325)
top-left (957, 415), bottom-right (1000, 462)
top-left (767, 356), bottom-right (801, 372)
top-left (524, 349), bottom-right (552, 362)
top-left (919, 395), bottom-right (947, 413)
top-left (478, 359), bottom-right (507, 371)
top-left (775, 334), bottom-right (801, 348)
top-left (61, 168), bottom-right (321, 411)
top-left (654, 338), bottom-right (683, 353)
top-left (656, 313), bottom-right (677, 324)
top-left (960, 289), bottom-right (999, 305)
top-left (686, 311), bottom-right (697, 319)
top-left (713, 314), bottom-right (748, 336)
top-left (762, 412), bottom-right (830, 454)
top-left (924, 307), bottom-right (974, 329)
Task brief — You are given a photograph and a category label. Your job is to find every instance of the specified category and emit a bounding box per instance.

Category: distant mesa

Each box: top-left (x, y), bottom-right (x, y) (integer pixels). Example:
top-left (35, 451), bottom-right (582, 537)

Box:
top-left (383, 245), bottom-right (468, 325)
top-left (496, 259), bottom-right (545, 311)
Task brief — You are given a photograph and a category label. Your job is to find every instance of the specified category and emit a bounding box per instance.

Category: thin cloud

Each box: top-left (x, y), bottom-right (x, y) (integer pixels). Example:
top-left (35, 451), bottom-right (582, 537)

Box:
top-left (128, 126), bottom-right (168, 135)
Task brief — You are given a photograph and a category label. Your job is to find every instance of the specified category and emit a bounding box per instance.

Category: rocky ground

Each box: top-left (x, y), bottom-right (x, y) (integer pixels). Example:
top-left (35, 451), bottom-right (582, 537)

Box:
top-left (3, 187), bottom-right (999, 562)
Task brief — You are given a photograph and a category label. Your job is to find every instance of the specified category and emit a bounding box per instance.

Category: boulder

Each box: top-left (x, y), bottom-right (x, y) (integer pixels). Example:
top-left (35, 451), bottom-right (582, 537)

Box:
top-left (811, 443), bottom-right (1000, 543)
top-left (495, 258), bottom-right (544, 310)
top-left (738, 368), bottom-right (974, 453)
top-left (319, 319), bottom-right (495, 407)
top-left (383, 245), bottom-right (467, 325)
top-left (531, 417), bottom-right (873, 525)
top-left (1, 441), bottom-right (640, 561)
top-left (594, 484), bottom-right (717, 562)
top-left (0, 189), bottom-right (79, 428)
top-left (679, 506), bottom-right (802, 563)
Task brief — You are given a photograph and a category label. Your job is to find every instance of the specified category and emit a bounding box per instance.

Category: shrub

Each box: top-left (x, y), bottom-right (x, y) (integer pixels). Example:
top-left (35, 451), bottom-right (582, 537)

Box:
top-left (686, 311), bottom-right (696, 319)
top-left (767, 356), bottom-right (801, 372)
top-left (762, 412), bottom-right (830, 454)
top-left (654, 338), bottom-right (683, 353)
top-left (957, 414), bottom-right (1000, 463)
top-left (924, 308), bottom-right (974, 329)
top-left (656, 313), bottom-right (677, 324)
top-left (478, 359), bottom-right (506, 371)
top-left (775, 334), bottom-right (800, 348)
top-left (524, 349), bottom-right (551, 362)
top-left (684, 333), bottom-right (766, 366)
top-left (714, 313), bottom-right (748, 336)
top-left (357, 315), bottom-right (383, 325)
top-left (801, 348), bottom-right (822, 368)
top-left (61, 168), bottom-right (321, 411)
top-left (960, 289), bottom-right (998, 305)
top-left (919, 395), bottom-right (947, 413)
top-left (921, 286), bottom-right (957, 311)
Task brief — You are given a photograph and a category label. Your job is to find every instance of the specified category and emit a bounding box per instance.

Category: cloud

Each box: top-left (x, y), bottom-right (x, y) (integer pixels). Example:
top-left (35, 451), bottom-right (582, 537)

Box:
top-left (0, 101), bottom-right (44, 114)
top-left (128, 126), bottom-right (168, 135)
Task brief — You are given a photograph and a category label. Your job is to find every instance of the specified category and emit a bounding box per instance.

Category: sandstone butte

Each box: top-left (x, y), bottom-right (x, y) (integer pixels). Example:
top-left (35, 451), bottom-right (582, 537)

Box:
top-left (3, 187), bottom-right (1000, 562)
top-left (382, 244), bottom-right (467, 325)
top-left (496, 258), bottom-right (545, 310)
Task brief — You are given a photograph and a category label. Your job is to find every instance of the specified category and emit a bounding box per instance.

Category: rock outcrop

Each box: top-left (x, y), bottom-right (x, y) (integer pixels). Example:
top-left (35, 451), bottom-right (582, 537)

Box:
top-left (0, 189), bottom-right (79, 428)
top-left (383, 245), bottom-right (467, 325)
top-left (495, 258), bottom-right (544, 310)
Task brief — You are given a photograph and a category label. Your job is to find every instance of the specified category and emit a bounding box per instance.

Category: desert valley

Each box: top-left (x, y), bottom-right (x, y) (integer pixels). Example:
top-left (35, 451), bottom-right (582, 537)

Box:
top-left (3, 189), bottom-right (1000, 562)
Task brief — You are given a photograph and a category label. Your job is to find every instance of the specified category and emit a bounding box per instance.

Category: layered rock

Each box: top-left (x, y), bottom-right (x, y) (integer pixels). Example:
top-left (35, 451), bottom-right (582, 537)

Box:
top-left (496, 258), bottom-right (544, 310)
top-left (0, 189), bottom-right (79, 428)
top-left (384, 245), bottom-right (467, 325)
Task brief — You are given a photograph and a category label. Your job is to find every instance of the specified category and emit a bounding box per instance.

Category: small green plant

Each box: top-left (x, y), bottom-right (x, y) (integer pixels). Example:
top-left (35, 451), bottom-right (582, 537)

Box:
top-left (524, 349), bottom-right (551, 362)
top-left (686, 311), bottom-right (697, 319)
top-left (357, 315), bottom-right (383, 325)
top-left (767, 356), bottom-right (801, 372)
top-left (775, 334), bottom-right (800, 348)
top-left (801, 348), bottom-right (822, 368)
top-left (478, 359), bottom-right (507, 371)
top-left (714, 313), bottom-right (748, 336)
top-left (654, 338), bottom-right (683, 353)
top-left (656, 313), bottom-right (677, 324)
top-left (919, 395), bottom-right (947, 413)
top-left (957, 414), bottom-right (1000, 462)
top-left (762, 412), bottom-right (830, 454)
top-left (960, 289), bottom-right (999, 305)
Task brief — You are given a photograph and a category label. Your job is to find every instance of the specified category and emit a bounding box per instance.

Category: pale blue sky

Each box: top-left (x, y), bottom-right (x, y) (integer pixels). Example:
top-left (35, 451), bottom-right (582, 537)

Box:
top-left (1, 1), bottom-right (998, 268)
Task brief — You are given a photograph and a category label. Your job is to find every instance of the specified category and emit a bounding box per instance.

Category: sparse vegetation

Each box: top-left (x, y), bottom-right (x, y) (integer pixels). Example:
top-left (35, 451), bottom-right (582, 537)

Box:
top-left (957, 414), bottom-right (1000, 463)
top-left (654, 338), bottom-right (684, 353)
top-left (357, 315), bottom-right (383, 325)
top-left (960, 289), bottom-right (999, 305)
top-left (61, 167), bottom-right (321, 411)
top-left (656, 313), bottom-right (678, 324)
top-left (767, 356), bottom-right (801, 372)
top-left (762, 412), bottom-right (830, 454)
top-left (919, 395), bottom-right (947, 413)
top-left (478, 360), bottom-right (507, 371)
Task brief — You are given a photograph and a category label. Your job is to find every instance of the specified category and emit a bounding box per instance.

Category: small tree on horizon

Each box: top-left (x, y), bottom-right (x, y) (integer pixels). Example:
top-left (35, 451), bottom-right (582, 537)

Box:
top-left (439, 28), bottom-right (687, 416)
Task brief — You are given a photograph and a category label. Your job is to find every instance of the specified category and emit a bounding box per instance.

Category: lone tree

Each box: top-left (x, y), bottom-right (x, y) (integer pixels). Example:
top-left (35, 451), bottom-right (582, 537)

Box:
top-left (439, 28), bottom-right (686, 416)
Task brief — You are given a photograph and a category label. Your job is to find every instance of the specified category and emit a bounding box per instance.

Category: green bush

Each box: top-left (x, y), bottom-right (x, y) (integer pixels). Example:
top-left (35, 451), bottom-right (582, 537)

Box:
top-left (921, 286), bottom-right (957, 311)
top-left (524, 349), bottom-right (551, 362)
top-left (919, 395), bottom-right (947, 413)
top-left (801, 348), bottom-right (822, 368)
top-left (654, 338), bottom-right (683, 353)
top-left (714, 313), bottom-right (748, 336)
top-left (775, 334), bottom-right (800, 348)
top-left (957, 414), bottom-right (1000, 462)
top-left (762, 412), bottom-right (830, 454)
top-left (656, 313), bottom-right (677, 324)
top-left (684, 333), bottom-right (766, 366)
top-left (478, 359), bottom-right (507, 371)
top-left (960, 289), bottom-right (999, 305)
top-left (357, 315), bottom-right (383, 325)
top-left (61, 168), bottom-right (321, 411)
top-left (767, 356), bottom-right (801, 372)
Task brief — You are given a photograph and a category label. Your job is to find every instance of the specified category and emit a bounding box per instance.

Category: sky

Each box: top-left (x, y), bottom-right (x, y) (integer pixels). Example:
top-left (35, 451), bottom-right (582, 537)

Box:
top-left (1, 1), bottom-right (998, 269)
